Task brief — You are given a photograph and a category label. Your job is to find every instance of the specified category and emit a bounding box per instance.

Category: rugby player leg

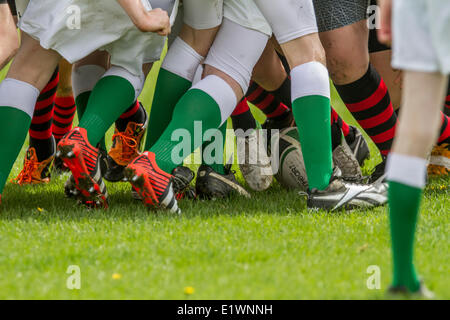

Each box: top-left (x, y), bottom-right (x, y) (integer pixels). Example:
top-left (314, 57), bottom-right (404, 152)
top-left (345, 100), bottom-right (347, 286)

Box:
top-left (52, 59), bottom-right (77, 145)
top-left (0, 32), bottom-right (60, 199)
top-left (321, 19), bottom-right (397, 181)
top-left (387, 72), bottom-right (447, 297)
top-left (369, 36), bottom-right (450, 175)
top-left (0, 1), bottom-right (19, 71)
top-left (13, 67), bottom-right (59, 185)
top-left (370, 45), bottom-right (450, 175)
top-left (130, 18), bottom-right (269, 205)
top-left (72, 50), bottom-right (110, 152)
top-left (254, 0), bottom-right (334, 192)
top-left (254, 0), bottom-right (387, 210)
top-left (144, 0), bottom-right (222, 150)
top-left (381, 0), bottom-right (448, 297)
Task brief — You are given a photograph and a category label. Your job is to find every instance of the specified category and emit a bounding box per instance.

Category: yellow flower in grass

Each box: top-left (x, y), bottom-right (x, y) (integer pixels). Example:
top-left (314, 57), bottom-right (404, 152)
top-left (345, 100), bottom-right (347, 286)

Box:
top-left (184, 286), bottom-right (195, 295)
top-left (112, 273), bottom-right (122, 280)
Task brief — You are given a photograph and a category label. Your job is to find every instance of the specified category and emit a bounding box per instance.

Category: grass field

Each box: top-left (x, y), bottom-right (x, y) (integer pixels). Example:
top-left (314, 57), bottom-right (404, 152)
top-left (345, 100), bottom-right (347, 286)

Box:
top-left (0, 59), bottom-right (448, 300)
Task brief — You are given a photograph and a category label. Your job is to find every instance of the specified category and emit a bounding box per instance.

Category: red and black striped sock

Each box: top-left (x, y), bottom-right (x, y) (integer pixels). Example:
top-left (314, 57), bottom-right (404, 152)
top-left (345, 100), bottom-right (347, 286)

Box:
top-left (231, 98), bottom-right (257, 132)
top-left (246, 81), bottom-right (291, 123)
top-left (330, 107), bottom-right (354, 150)
top-left (444, 83), bottom-right (450, 117)
top-left (331, 107), bottom-right (350, 137)
top-left (29, 69), bottom-right (59, 161)
top-left (335, 64), bottom-right (397, 156)
top-left (52, 95), bottom-right (76, 143)
top-left (115, 100), bottom-right (146, 132)
top-left (438, 111), bottom-right (450, 145)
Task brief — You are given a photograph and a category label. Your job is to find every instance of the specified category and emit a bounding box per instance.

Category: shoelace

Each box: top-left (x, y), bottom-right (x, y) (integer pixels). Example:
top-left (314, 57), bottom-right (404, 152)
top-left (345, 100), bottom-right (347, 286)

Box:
top-left (431, 143), bottom-right (450, 156)
top-left (111, 131), bottom-right (139, 162)
top-left (13, 151), bottom-right (40, 185)
top-left (428, 143), bottom-right (450, 175)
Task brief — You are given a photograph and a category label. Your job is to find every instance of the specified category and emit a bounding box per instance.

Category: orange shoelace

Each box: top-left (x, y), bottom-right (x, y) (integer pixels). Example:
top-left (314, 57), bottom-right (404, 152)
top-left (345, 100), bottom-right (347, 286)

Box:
top-left (13, 149), bottom-right (41, 185)
top-left (428, 143), bottom-right (449, 176)
top-left (111, 131), bottom-right (139, 163)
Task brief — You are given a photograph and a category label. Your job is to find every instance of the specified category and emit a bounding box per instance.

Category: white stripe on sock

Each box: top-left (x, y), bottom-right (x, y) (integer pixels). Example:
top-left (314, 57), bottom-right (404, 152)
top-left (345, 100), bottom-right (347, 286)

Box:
top-left (162, 37), bottom-right (204, 82)
top-left (386, 153), bottom-right (427, 188)
top-left (291, 61), bottom-right (330, 101)
top-left (0, 78), bottom-right (39, 118)
top-left (72, 65), bottom-right (106, 97)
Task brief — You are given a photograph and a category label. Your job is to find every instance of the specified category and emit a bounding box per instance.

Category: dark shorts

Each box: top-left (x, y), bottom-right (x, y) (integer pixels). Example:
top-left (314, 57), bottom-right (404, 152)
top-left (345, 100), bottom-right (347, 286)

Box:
top-left (7, 0), bottom-right (16, 15)
top-left (368, 27), bottom-right (391, 53)
top-left (368, 0), bottom-right (391, 52)
top-left (313, 0), bottom-right (370, 32)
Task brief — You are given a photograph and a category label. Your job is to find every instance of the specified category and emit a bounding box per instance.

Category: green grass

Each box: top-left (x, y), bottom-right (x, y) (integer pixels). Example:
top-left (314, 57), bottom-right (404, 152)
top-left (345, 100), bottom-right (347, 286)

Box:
top-left (0, 61), bottom-right (449, 300)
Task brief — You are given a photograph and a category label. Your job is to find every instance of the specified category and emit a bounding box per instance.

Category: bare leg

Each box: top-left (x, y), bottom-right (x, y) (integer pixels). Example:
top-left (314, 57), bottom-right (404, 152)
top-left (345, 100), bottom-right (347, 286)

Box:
top-left (7, 33), bottom-right (61, 91)
top-left (370, 50), bottom-right (402, 110)
top-left (320, 21), bottom-right (369, 85)
top-left (393, 71), bottom-right (448, 158)
top-left (386, 71), bottom-right (447, 295)
top-left (0, 4), bottom-right (19, 70)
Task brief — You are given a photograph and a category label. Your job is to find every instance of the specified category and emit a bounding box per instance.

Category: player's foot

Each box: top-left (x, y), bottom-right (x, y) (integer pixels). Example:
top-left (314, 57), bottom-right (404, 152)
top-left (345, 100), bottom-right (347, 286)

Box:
top-left (347, 126), bottom-right (371, 166)
top-left (13, 147), bottom-right (54, 185)
top-left (56, 127), bottom-right (108, 208)
top-left (53, 156), bottom-right (69, 174)
top-left (237, 127), bottom-right (273, 191)
top-left (304, 167), bottom-right (388, 211)
top-left (64, 148), bottom-right (108, 198)
top-left (332, 134), bottom-right (363, 183)
top-left (387, 282), bottom-right (435, 300)
top-left (131, 166), bottom-right (196, 201)
top-left (104, 118), bottom-right (147, 182)
top-left (125, 151), bottom-right (180, 213)
top-left (171, 166), bottom-right (196, 199)
top-left (368, 155), bottom-right (387, 183)
top-left (196, 165), bottom-right (251, 199)
top-left (428, 143), bottom-right (449, 176)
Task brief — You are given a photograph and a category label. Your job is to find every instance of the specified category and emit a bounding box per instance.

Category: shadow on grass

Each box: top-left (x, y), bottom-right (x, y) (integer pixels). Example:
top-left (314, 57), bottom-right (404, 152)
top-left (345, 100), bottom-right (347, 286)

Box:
top-left (0, 181), bottom-right (311, 222)
top-left (0, 170), bottom-right (399, 222)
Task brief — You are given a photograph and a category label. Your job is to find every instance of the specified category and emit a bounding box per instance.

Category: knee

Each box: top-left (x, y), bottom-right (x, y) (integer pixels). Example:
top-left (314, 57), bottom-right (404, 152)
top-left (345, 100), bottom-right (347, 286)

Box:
top-left (327, 55), bottom-right (368, 85)
top-left (282, 34), bottom-right (327, 70)
top-left (203, 64), bottom-right (243, 101)
top-left (323, 40), bottom-right (368, 83)
top-left (179, 24), bottom-right (218, 57)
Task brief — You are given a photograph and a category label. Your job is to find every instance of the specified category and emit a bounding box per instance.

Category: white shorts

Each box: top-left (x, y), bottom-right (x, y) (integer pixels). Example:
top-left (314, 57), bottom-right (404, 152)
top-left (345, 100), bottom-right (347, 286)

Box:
top-left (392, 0), bottom-right (450, 74)
top-left (183, 0), bottom-right (271, 36)
top-left (183, 0), bottom-right (223, 30)
top-left (14, 0), bottom-right (29, 18)
top-left (18, 0), bottom-right (178, 76)
top-left (224, 0), bottom-right (271, 36)
top-left (253, 0), bottom-right (318, 43)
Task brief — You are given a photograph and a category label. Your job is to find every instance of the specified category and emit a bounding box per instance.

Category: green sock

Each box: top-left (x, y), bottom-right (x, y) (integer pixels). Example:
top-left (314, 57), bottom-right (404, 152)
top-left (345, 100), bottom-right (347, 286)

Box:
top-left (75, 91), bottom-right (106, 151)
top-left (145, 69), bottom-right (192, 150)
top-left (388, 181), bottom-right (421, 292)
top-left (292, 95), bottom-right (333, 190)
top-left (0, 107), bottom-right (32, 194)
top-left (202, 121), bottom-right (227, 175)
top-left (150, 89), bottom-right (222, 173)
top-left (75, 91), bottom-right (90, 121)
top-left (78, 76), bottom-right (135, 147)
